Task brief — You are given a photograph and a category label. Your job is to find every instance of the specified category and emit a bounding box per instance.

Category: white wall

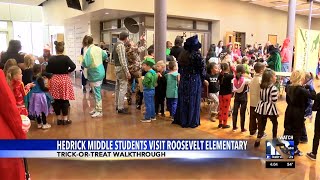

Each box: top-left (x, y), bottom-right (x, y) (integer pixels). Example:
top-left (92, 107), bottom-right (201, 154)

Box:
top-left (0, 2), bottom-right (42, 22)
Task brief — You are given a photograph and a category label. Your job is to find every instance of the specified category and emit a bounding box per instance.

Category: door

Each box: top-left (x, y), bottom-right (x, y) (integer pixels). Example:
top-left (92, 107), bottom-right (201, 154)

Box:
top-left (268, 34), bottom-right (277, 45)
top-left (0, 32), bottom-right (8, 52)
top-left (225, 32), bottom-right (235, 45)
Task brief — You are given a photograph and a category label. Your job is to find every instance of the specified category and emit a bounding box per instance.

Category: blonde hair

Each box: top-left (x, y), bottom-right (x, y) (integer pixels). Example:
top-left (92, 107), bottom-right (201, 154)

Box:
top-left (156, 60), bottom-right (166, 68)
top-left (290, 70), bottom-right (305, 86)
top-left (3, 59), bottom-right (17, 74)
top-left (6, 66), bottom-right (21, 88)
top-left (24, 54), bottom-right (34, 69)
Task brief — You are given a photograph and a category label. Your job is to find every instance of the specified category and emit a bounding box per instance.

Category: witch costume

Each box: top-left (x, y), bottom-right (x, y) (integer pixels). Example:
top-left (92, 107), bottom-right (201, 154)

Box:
top-left (173, 35), bottom-right (206, 128)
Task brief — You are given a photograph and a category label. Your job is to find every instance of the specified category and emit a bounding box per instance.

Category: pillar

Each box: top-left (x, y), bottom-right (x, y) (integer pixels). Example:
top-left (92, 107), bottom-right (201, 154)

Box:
top-left (306, 0), bottom-right (313, 69)
top-left (308, 0), bottom-right (313, 30)
top-left (154, 0), bottom-right (167, 62)
top-left (286, 0), bottom-right (296, 71)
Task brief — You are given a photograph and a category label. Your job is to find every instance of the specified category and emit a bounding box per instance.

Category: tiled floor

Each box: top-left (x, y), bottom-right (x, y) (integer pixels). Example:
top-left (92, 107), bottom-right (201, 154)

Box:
top-left (26, 79), bottom-right (320, 180)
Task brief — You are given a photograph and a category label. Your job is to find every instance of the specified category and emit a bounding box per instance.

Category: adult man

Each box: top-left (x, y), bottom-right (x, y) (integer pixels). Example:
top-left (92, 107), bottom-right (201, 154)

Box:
top-left (114, 32), bottom-right (131, 114)
top-left (125, 34), bottom-right (146, 105)
top-left (82, 36), bottom-right (108, 118)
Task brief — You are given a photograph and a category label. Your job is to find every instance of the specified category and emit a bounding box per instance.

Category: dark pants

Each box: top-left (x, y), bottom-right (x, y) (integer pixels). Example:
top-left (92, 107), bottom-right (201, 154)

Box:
top-left (103, 61), bottom-right (108, 84)
top-left (312, 112), bottom-right (320, 155)
top-left (257, 115), bottom-right (278, 139)
top-left (137, 91), bottom-right (143, 106)
top-left (53, 99), bottom-right (70, 116)
top-left (155, 95), bottom-right (165, 114)
top-left (300, 120), bottom-right (308, 142)
top-left (36, 112), bottom-right (47, 125)
top-left (81, 68), bottom-right (87, 87)
top-left (249, 106), bottom-right (259, 135)
top-left (167, 98), bottom-right (178, 117)
top-left (232, 100), bottom-right (247, 130)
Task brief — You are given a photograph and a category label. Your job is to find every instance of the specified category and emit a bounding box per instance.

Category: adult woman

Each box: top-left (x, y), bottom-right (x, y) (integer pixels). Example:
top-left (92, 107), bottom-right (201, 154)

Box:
top-left (215, 40), bottom-right (223, 57)
top-left (173, 35), bottom-right (206, 128)
top-left (46, 41), bottom-right (76, 125)
top-left (280, 38), bottom-right (290, 72)
top-left (170, 36), bottom-right (184, 60)
top-left (0, 69), bottom-right (26, 180)
top-left (0, 40), bottom-right (24, 69)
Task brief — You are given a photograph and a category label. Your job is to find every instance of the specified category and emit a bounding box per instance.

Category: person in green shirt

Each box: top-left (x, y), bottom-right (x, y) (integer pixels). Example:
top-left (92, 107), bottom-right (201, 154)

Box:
top-left (166, 41), bottom-right (173, 56)
top-left (267, 45), bottom-right (281, 72)
top-left (141, 57), bottom-right (158, 122)
top-left (165, 61), bottom-right (180, 120)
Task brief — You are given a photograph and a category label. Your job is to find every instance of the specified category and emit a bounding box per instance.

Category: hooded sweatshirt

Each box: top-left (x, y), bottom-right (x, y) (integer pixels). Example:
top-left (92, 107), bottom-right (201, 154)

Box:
top-left (280, 38), bottom-right (290, 63)
top-left (143, 69), bottom-right (158, 89)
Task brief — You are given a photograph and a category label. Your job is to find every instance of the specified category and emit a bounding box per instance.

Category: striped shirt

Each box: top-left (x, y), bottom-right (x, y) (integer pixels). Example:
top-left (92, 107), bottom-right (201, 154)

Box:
top-left (255, 85), bottom-right (278, 116)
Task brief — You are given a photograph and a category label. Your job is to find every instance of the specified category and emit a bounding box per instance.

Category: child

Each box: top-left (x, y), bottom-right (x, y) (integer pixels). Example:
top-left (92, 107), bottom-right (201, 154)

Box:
top-left (22, 54), bottom-right (34, 85)
top-left (306, 92), bottom-right (320, 160)
top-left (242, 57), bottom-right (250, 75)
top-left (165, 61), bottom-right (180, 120)
top-left (316, 58), bottom-right (320, 80)
top-left (218, 63), bottom-right (234, 129)
top-left (28, 64), bottom-right (52, 129)
top-left (284, 70), bottom-right (316, 155)
top-left (6, 66), bottom-right (35, 116)
top-left (155, 60), bottom-right (167, 117)
top-left (3, 59), bottom-right (17, 74)
top-left (232, 64), bottom-right (251, 132)
top-left (254, 69), bottom-right (279, 147)
top-left (204, 62), bottom-right (220, 121)
top-left (249, 62), bottom-right (265, 136)
top-left (304, 72), bottom-right (314, 121)
top-left (141, 58), bottom-right (157, 122)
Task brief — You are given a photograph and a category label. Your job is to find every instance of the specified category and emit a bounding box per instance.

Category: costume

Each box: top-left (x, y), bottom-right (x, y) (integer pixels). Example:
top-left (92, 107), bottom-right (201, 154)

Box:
top-left (280, 38), bottom-right (290, 72)
top-left (173, 35), bottom-right (206, 128)
top-left (142, 58), bottom-right (157, 120)
top-left (218, 72), bottom-right (234, 126)
top-left (267, 46), bottom-right (282, 72)
top-left (126, 39), bottom-right (146, 104)
top-left (11, 79), bottom-right (31, 116)
top-left (284, 85), bottom-right (316, 152)
top-left (0, 70), bottom-right (26, 180)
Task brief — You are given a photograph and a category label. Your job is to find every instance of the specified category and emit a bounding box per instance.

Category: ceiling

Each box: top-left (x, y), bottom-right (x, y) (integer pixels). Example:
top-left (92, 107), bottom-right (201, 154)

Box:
top-left (0, 0), bottom-right (46, 6)
top-left (240, 0), bottom-right (320, 17)
top-left (66, 9), bottom-right (142, 23)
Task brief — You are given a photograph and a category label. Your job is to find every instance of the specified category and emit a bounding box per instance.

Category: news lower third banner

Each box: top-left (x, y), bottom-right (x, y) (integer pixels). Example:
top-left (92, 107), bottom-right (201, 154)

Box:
top-left (0, 139), bottom-right (257, 159)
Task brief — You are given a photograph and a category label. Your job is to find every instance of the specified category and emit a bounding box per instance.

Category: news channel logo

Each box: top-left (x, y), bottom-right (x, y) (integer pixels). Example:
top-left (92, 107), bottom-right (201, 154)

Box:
top-left (265, 135), bottom-right (294, 159)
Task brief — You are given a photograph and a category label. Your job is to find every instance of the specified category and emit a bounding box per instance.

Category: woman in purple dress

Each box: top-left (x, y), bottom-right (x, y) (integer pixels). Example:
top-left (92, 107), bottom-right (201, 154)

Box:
top-left (173, 35), bottom-right (206, 128)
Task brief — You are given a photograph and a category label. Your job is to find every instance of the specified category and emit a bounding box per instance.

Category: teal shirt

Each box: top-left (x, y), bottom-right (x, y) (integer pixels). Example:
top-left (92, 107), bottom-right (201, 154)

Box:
top-left (165, 71), bottom-right (179, 98)
top-left (143, 69), bottom-right (157, 89)
top-left (82, 45), bottom-right (108, 82)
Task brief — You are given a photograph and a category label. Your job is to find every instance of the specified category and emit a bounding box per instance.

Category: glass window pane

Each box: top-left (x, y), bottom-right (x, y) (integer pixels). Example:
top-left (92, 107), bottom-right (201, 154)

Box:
top-left (0, 21), bottom-right (7, 30)
top-left (196, 21), bottom-right (208, 30)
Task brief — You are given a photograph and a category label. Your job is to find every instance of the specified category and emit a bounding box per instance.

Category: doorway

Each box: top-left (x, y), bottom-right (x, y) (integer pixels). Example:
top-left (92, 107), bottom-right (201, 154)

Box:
top-left (235, 32), bottom-right (246, 51)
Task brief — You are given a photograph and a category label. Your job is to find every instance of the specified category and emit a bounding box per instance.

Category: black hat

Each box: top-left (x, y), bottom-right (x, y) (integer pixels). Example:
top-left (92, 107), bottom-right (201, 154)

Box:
top-left (184, 35), bottom-right (202, 51)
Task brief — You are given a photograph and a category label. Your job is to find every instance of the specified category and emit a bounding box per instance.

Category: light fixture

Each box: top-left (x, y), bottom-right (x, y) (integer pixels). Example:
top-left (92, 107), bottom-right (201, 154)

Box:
top-left (105, 12), bottom-right (109, 15)
top-left (274, 2), bottom-right (303, 8)
top-left (296, 8), bottom-right (320, 11)
top-left (312, 13), bottom-right (320, 15)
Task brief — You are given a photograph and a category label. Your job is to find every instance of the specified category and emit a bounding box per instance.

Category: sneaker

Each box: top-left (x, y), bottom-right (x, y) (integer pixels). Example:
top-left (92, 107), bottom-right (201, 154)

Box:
top-left (37, 124), bottom-right (42, 129)
top-left (233, 127), bottom-right (238, 132)
top-left (42, 124), bottom-right (51, 129)
top-left (140, 119), bottom-right (152, 123)
top-left (254, 141), bottom-right (261, 147)
top-left (89, 110), bottom-right (96, 115)
top-left (241, 129), bottom-right (248, 133)
top-left (91, 112), bottom-right (103, 118)
top-left (294, 149), bottom-right (303, 156)
top-left (218, 124), bottom-right (223, 128)
top-left (117, 109), bottom-right (129, 114)
top-left (222, 125), bottom-right (230, 129)
top-left (63, 120), bottom-right (72, 125)
top-left (250, 131), bottom-right (257, 136)
top-left (151, 117), bottom-right (157, 121)
top-left (306, 152), bottom-right (317, 161)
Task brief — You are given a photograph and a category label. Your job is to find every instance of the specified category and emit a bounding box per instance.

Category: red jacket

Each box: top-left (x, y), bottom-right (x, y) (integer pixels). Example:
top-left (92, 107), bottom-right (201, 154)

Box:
top-left (0, 70), bottom-right (26, 180)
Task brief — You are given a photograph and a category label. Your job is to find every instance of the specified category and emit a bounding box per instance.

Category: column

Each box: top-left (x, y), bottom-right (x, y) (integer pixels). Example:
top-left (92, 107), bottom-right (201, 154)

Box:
top-left (306, 0), bottom-right (313, 69)
top-left (154, 0), bottom-right (167, 62)
top-left (286, 0), bottom-right (296, 72)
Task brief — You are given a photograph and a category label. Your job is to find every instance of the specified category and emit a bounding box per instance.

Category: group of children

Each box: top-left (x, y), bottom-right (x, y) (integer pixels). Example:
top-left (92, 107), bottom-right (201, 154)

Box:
top-left (3, 55), bottom-right (53, 130)
top-left (204, 55), bottom-right (320, 160)
top-left (140, 56), bottom-right (180, 122)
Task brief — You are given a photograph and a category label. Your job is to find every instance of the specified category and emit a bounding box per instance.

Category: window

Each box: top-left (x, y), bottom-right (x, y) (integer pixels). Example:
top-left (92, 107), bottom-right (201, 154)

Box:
top-left (0, 21), bottom-right (8, 30)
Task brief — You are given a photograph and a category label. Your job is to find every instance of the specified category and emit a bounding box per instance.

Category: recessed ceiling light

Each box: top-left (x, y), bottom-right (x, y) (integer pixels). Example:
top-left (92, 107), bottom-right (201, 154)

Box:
top-left (105, 12), bottom-right (109, 15)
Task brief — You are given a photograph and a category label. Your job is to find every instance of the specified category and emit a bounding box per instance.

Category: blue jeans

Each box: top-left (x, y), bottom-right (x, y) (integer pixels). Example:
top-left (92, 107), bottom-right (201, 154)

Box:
top-left (144, 89), bottom-right (155, 119)
top-left (281, 62), bottom-right (289, 72)
top-left (167, 98), bottom-right (178, 117)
